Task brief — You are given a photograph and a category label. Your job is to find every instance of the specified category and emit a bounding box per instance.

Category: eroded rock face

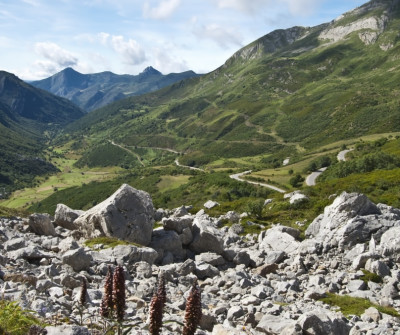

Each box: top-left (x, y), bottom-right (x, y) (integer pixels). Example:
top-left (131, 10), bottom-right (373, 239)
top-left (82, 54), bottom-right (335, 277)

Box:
top-left (74, 184), bottom-right (155, 246)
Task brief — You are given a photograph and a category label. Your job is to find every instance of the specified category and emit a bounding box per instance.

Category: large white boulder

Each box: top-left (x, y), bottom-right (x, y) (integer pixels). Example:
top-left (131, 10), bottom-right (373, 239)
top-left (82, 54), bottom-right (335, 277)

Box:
top-left (305, 192), bottom-right (399, 252)
top-left (74, 184), bottom-right (155, 246)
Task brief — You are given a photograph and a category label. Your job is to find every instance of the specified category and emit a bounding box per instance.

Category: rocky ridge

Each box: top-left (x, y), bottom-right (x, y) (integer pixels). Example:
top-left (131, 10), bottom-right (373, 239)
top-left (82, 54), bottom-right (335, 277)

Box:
top-left (1, 185), bottom-right (400, 334)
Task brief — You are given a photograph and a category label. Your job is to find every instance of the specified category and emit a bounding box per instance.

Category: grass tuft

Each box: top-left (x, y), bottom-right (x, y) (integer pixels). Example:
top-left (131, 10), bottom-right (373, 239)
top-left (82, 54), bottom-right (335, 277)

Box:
top-left (320, 293), bottom-right (400, 317)
top-left (84, 236), bottom-right (142, 250)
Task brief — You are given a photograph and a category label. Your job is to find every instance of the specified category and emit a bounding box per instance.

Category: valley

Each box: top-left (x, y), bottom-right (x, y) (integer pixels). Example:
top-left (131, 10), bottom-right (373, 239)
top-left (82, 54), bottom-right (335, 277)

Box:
top-left (2, 0), bottom-right (400, 334)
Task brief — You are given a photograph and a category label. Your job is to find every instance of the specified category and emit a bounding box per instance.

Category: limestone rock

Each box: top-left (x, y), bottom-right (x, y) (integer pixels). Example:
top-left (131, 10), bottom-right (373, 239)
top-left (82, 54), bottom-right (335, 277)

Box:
top-left (297, 309), bottom-right (351, 335)
top-left (28, 213), bottom-right (56, 236)
top-left (259, 226), bottom-right (300, 255)
top-left (74, 184), bottom-right (155, 246)
top-left (54, 204), bottom-right (84, 230)
top-left (149, 229), bottom-right (185, 262)
top-left (305, 192), bottom-right (395, 251)
top-left (62, 247), bottom-right (92, 272)
top-left (190, 213), bottom-right (224, 255)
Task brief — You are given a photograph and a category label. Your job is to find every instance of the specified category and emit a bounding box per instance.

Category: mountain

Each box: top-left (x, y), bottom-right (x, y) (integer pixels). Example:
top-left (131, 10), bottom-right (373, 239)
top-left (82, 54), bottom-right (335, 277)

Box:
top-left (31, 66), bottom-right (201, 111)
top-left (64, 0), bottom-right (400, 170)
top-left (0, 71), bottom-right (84, 192)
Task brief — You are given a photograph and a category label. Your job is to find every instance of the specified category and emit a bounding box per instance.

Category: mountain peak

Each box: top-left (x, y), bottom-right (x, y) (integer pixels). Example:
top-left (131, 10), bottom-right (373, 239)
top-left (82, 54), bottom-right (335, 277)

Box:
top-left (140, 66), bottom-right (162, 76)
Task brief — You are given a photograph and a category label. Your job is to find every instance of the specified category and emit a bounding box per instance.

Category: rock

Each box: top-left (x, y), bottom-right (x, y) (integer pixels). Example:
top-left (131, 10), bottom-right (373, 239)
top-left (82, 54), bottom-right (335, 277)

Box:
top-left (94, 245), bottom-right (158, 267)
top-left (62, 247), bottom-right (92, 272)
top-left (162, 215), bottom-right (193, 234)
top-left (379, 226), bottom-right (400, 256)
top-left (190, 213), bottom-right (224, 255)
top-left (297, 309), bottom-right (351, 335)
top-left (254, 263), bottom-right (279, 277)
top-left (347, 280), bottom-right (367, 292)
top-left (256, 314), bottom-right (297, 334)
top-left (365, 260), bottom-right (391, 278)
top-left (195, 252), bottom-right (225, 267)
top-left (226, 306), bottom-right (245, 321)
top-left (305, 192), bottom-right (390, 251)
top-left (204, 200), bottom-right (220, 209)
top-left (259, 226), bottom-right (300, 255)
top-left (75, 184), bottom-right (155, 246)
top-left (4, 237), bottom-right (25, 251)
top-left (149, 229), bottom-right (185, 262)
top-left (45, 325), bottom-right (91, 335)
top-left (212, 325), bottom-right (243, 335)
top-left (195, 262), bottom-right (220, 279)
top-left (28, 213), bottom-right (56, 236)
top-left (361, 307), bottom-right (381, 323)
top-left (220, 211), bottom-right (240, 224)
top-left (290, 192), bottom-right (309, 205)
top-left (54, 204), bottom-right (84, 230)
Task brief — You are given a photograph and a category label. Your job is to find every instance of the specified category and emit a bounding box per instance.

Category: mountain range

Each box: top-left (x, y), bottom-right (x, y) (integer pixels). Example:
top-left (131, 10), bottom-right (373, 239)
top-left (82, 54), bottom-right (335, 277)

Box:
top-left (30, 66), bottom-right (200, 111)
top-left (1, 0), bottom-right (400, 209)
top-left (66, 0), bottom-right (400, 168)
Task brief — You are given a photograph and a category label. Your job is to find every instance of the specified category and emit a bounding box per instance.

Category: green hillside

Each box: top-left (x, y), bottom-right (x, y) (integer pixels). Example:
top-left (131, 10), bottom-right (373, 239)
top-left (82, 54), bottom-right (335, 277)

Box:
top-left (0, 71), bottom-right (84, 193)
top-left (63, 0), bottom-right (400, 170)
top-left (3, 0), bottom-right (400, 223)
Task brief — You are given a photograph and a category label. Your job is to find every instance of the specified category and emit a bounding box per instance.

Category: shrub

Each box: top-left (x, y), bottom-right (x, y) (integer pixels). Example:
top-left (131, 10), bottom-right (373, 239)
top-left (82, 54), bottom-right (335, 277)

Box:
top-left (0, 300), bottom-right (43, 335)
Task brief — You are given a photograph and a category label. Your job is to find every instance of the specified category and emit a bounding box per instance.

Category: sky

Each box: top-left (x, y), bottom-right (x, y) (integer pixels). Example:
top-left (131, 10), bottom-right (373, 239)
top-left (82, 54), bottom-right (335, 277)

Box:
top-left (0, 0), bottom-right (367, 80)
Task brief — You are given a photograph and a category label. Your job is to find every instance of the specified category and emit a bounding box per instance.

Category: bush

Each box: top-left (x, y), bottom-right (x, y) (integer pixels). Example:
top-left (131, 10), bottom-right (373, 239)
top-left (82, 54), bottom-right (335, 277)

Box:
top-left (290, 174), bottom-right (304, 188)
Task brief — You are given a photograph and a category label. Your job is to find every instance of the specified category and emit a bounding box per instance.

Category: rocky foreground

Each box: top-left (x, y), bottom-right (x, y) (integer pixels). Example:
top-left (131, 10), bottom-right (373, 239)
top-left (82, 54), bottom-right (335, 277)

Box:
top-left (1, 184), bottom-right (400, 334)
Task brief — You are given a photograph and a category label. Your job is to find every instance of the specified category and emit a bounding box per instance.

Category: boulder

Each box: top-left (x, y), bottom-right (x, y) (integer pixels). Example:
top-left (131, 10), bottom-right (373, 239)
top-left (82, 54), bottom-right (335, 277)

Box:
top-left (256, 314), bottom-right (297, 334)
top-left (379, 226), bottom-right (400, 256)
top-left (62, 247), bottom-right (92, 272)
top-left (149, 229), bottom-right (185, 262)
top-left (162, 215), bottom-right (193, 233)
top-left (190, 213), bottom-right (224, 255)
top-left (259, 226), bottom-right (300, 255)
top-left (95, 244), bottom-right (158, 267)
top-left (74, 184), bottom-right (155, 246)
top-left (54, 204), bottom-right (84, 230)
top-left (204, 200), bottom-right (220, 209)
top-left (305, 192), bottom-right (397, 251)
top-left (297, 309), bottom-right (351, 335)
top-left (28, 213), bottom-right (56, 236)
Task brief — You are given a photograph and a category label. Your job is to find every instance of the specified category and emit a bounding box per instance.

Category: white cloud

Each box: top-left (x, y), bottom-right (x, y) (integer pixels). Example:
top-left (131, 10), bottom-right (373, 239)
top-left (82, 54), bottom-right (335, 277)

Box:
top-left (212, 0), bottom-right (322, 16)
top-left (153, 47), bottom-right (189, 74)
top-left (143, 0), bottom-right (181, 19)
top-left (213, 0), bottom-right (271, 14)
top-left (110, 36), bottom-right (147, 66)
top-left (284, 0), bottom-right (321, 16)
top-left (193, 23), bottom-right (243, 49)
top-left (34, 42), bottom-right (78, 68)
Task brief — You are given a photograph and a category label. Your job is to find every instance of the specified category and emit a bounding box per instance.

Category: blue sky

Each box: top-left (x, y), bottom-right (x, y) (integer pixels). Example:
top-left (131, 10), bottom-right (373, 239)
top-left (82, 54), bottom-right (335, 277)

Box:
top-left (0, 0), bottom-right (367, 80)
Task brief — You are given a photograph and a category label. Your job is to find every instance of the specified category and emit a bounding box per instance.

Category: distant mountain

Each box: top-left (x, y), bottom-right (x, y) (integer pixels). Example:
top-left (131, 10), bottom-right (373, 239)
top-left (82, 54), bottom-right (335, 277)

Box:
top-left (31, 66), bottom-right (201, 111)
top-left (0, 71), bottom-right (84, 192)
top-left (65, 0), bottom-right (400, 169)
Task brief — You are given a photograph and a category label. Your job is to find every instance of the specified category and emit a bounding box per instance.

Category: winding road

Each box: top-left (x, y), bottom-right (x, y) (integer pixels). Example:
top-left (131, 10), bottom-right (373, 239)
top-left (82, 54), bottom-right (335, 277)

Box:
top-left (305, 148), bottom-right (353, 186)
top-left (230, 171), bottom-right (286, 193)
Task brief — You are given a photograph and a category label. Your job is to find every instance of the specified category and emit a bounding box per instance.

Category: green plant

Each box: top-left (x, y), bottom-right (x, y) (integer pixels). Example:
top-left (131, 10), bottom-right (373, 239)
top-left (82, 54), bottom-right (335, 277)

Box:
top-left (360, 269), bottom-right (383, 284)
top-left (320, 293), bottom-right (400, 317)
top-left (0, 300), bottom-right (44, 335)
top-left (84, 237), bottom-right (141, 250)
top-left (289, 174), bottom-right (304, 188)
